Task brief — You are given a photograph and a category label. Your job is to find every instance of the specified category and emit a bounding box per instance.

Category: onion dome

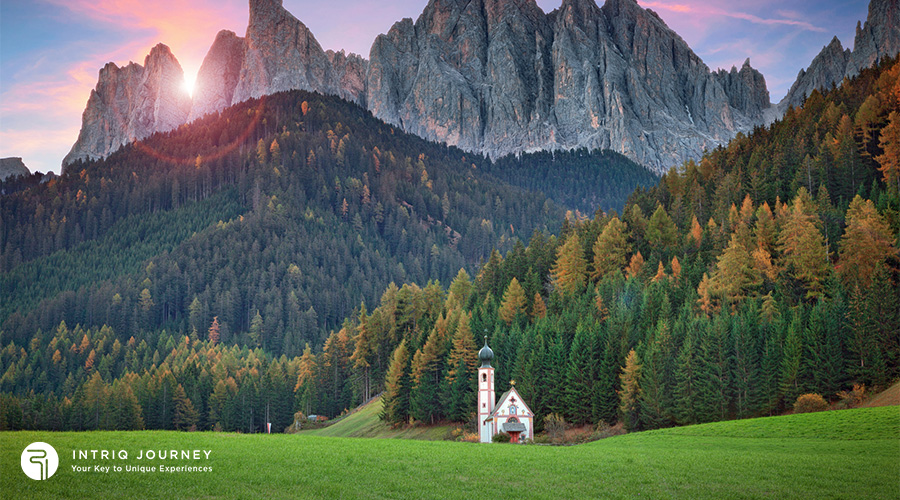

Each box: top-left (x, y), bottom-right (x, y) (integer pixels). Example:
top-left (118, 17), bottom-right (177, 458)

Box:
top-left (478, 336), bottom-right (494, 368)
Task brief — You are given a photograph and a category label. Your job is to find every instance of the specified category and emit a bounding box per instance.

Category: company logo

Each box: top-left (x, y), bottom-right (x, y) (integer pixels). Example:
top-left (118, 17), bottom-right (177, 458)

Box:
top-left (21, 442), bottom-right (59, 480)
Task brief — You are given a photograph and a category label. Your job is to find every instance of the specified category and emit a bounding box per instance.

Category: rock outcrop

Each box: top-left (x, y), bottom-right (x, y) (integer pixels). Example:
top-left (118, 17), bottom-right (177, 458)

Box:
top-left (189, 30), bottom-right (247, 122)
top-left (780, 0), bottom-right (899, 111)
top-left (189, 0), bottom-right (367, 121)
top-left (366, 0), bottom-right (770, 172)
top-left (63, 44), bottom-right (191, 169)
top-left (0, 157), bottom-right (30, 181)
top-left (230, 0), bottom-right (366, 107)
top-left (66, 0), bottom-right (777, 174)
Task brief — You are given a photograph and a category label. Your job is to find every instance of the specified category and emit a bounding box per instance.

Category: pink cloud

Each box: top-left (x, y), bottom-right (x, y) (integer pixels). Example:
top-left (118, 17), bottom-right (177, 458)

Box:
top-left (639, 1), bottom-right (827, 33)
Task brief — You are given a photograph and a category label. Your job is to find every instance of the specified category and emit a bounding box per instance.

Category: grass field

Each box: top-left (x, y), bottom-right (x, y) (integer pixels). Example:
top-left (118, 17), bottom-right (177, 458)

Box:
top-left (2, 406), bottom-right (897, 499)
top-left (302, 397), bottom-right (453, 440)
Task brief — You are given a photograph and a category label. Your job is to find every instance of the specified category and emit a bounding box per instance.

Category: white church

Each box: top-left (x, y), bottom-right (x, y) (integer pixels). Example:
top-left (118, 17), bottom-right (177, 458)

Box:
top-left (478, 337), bottom-right (534, 443)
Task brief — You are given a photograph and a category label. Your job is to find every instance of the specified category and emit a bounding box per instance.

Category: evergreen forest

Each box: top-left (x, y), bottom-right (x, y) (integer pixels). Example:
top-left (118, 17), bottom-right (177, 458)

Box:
top-left (1, 57), bottom-right (898, 434)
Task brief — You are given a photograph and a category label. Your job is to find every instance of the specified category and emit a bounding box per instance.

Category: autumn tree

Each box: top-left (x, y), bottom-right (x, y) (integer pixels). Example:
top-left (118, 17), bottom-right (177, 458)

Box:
top-left (837, 195), bottom-right (898, 290)
top-left (551, 233), bottom-right (587, 295)
top-left (875, 111), bottom-right (900, 193)
top-left (499, 278), bottom-right (527, 325)
top-left (381, 340), bottom-right (411, 425)
top-left (208, 316), bottom-right (220, 344)
top-left (618, 349), bottom-right (642, 431)
top-left (591, 217), bottom-right (630, 280)
top-left (778, 194), bottom-right (831, 299)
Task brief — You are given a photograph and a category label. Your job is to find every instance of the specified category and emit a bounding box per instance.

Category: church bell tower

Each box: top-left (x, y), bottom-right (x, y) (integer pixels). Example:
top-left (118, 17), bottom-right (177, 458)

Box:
top-left (478, 336), bottom-right (495, 443)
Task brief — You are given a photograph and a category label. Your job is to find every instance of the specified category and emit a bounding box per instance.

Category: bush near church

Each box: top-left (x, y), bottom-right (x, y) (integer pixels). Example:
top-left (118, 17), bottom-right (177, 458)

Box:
top-left (793, 394), bottom-right (828, 413)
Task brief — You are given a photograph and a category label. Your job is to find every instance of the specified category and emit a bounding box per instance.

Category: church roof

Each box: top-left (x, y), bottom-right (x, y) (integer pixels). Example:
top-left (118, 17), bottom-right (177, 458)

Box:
top-left (484, 386), bottom-right (533, 421)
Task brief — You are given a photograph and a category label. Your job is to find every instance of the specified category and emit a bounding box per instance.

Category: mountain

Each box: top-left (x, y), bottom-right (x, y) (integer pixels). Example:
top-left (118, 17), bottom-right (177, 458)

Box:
top-left (189, 0), bottom-right (368, 123)
top-left (0, 157), bottom-right (30, 181)
top-left (62, 44), bottom-right (191, 168)
top-left (64, 0), bottom-right (769, 174)
top-left (366, 0), bottom-right (769, 172)
top-left (780, 0), bottom-right (899, 111)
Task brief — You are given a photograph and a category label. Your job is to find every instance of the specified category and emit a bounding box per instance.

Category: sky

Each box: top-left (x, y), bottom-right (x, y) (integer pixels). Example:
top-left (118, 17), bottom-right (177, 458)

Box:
top-left (0, 0), bottom-right (870, 175)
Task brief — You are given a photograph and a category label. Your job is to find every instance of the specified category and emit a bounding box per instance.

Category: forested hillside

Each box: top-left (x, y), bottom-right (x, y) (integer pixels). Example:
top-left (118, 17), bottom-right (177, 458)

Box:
top-left (0, 86), bottom-right (654, 430)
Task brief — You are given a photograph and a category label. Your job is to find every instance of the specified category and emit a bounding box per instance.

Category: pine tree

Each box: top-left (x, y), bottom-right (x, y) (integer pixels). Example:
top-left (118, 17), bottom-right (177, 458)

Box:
top-left (646, 205), bottom-right (679, 254)
top-left (382, 340), bottom-right (411, 425)
top-left (591, 217), bottom-right (631, 281)
top-left (780, 312), bottom-right (803, 404)
top-left (565, 323), bottom-right (596, 424)
top-left (837, 195), bottom-right (898, 290)
top-left (249, 310), bottom-right (264, 348)
top-left (640, 319), bottom-right (674, 429)
top-left (875, 111), bottom-right (900, 193)
top-left (778, 195), bottom-right (831, 299)
top-left (618, 349), bottom-right (642, 431)
top-left (498, 278), bottom-right (527, 325)
top-left (625, 251), bottom-right (644, 279)
top-left (410, 330), bottom-right (444, 424)
top-left (551, 233), bottom-right (587, 295)
top-left (208, 316), bottom-right (220, 344)
top-left (531, 293), bottom-right (547, 320)
top-left (674, 330), bottom-right (698, 425)
top-left (173, 384), bottom-right (199, 431)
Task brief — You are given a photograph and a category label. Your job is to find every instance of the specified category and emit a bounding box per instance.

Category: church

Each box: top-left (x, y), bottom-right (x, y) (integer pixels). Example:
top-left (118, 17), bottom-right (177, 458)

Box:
top-left (478, 337), bottom-right (534, 443)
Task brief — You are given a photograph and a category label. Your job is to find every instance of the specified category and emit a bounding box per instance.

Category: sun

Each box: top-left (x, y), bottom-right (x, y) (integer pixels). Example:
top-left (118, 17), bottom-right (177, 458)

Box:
top-left (183, 74), bottom-right (197, 97)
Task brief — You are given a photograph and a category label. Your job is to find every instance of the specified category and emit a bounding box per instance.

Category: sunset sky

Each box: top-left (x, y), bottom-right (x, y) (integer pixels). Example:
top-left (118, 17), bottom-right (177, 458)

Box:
top-left (0, 0), bottom-right (870, 174)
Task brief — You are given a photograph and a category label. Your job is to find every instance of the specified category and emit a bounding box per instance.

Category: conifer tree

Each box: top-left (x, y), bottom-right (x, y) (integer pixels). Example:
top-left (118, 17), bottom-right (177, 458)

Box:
top-left (591, 217), bottom-right (631, 281)
top-left (674, 330), bottom-right (698, 425)
top-left (778, 195), bottom-right (831, 299)
top-left (498, 278), bottom-right (527, 325)
top-left (565, 323), bottom-right (596, 424)
top-left (618, 349), bottom-right (642, 431)
top-left (551, 233), bottom-right (587, 295)
top-left (837, 195), bottom-right (898, 290)
top-left (208, 316), bottom-right (220, 344)
top-left (531, 293), bottom-right (547, 320)
top-left (381, 339), bottom-right (410, 425)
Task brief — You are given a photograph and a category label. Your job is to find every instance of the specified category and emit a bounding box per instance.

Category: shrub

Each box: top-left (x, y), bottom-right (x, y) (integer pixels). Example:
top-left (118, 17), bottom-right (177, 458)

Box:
top-left (793, 393), bottom-right (828, 413)
top-left (492, 432), bottom-right (511, 443)
top-left (543, 413), bottom-right (567, 442)
top-left (836, 384), bottom-right (867, 409)
top-left (592, 421), bottom-right (627, 440)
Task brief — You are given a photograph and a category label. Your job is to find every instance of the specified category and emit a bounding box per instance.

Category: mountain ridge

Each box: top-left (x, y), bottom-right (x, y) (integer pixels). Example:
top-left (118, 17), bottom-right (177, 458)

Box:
top-left (62, 0), bottom-right (898, 174)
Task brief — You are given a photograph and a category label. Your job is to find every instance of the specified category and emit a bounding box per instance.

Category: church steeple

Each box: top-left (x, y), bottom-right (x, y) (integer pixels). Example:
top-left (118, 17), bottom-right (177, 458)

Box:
top-left (478, 335), bottom-right (496, 443)
top-left (478, 335), bottom-right (494, 368)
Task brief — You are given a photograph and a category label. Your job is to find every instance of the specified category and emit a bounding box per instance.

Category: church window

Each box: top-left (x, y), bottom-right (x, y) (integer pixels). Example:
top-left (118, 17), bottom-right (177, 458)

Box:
top-left (482, 373), bottom-right (487, 382)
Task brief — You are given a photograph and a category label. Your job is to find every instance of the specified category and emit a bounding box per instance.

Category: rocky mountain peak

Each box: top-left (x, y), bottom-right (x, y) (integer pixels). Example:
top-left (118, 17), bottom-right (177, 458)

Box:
top-left (366, 0), bottom-right (771, 172)
top-left (780, 0), bottom-right (898, 112)
top-left (0, 157), bottom-right (31, 181)
top-left (63, 43), bottom-right (190, 170)
top-left (189, 30), bottom-right (247, 122)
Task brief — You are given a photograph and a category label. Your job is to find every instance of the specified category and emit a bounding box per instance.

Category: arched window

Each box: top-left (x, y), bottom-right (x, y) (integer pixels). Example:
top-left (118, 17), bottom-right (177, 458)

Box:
top-left (482, 373), bottom-right (487, 382)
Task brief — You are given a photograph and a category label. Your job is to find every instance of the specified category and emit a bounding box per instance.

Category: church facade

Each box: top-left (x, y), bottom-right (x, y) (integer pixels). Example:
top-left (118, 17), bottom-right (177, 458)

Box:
top-left (477, 338), bottom-right (534, 443)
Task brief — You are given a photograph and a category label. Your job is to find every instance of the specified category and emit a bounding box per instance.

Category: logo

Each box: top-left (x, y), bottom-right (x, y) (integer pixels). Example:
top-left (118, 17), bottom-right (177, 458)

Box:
top-left (21, 442), bottom-right (59, 480)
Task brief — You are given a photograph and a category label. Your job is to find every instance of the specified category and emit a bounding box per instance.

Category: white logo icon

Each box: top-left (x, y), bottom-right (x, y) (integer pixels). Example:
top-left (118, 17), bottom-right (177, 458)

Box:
top-left (21, 442), bottom-right (59, 480)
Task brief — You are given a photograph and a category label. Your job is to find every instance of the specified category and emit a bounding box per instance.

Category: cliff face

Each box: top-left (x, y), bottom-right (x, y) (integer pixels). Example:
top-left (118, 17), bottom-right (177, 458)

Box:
top-left (0, 157), bottom-right (30, 181)
top-left (189, 30), bottom-right (247, 122)
top-left (66, 0), bottom-right (776, 174)
top-left (230, 0), bottom-right (366, 106)
top-left (190, 0), bottom-right (367, 120)
top-left (780, 0), bottom-right (899, 111)
top-left (365, 0), bottom-right (770, 172)
top-left (63, 44), bottom-right (191, 169)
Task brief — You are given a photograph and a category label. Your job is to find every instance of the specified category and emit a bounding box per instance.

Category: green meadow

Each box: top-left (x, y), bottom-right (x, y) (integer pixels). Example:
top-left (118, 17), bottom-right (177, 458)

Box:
top-left (2, 406), bottom-right (897, 499)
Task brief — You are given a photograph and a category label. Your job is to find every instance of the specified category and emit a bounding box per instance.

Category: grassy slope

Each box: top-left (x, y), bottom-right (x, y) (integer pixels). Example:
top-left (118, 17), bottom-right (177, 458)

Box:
top-left (864, 382), bottom-right (900, 408)
top-left (303, 397), bottom-right (452, 440)
top-left (2, 407), bottom-right (897, 499)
